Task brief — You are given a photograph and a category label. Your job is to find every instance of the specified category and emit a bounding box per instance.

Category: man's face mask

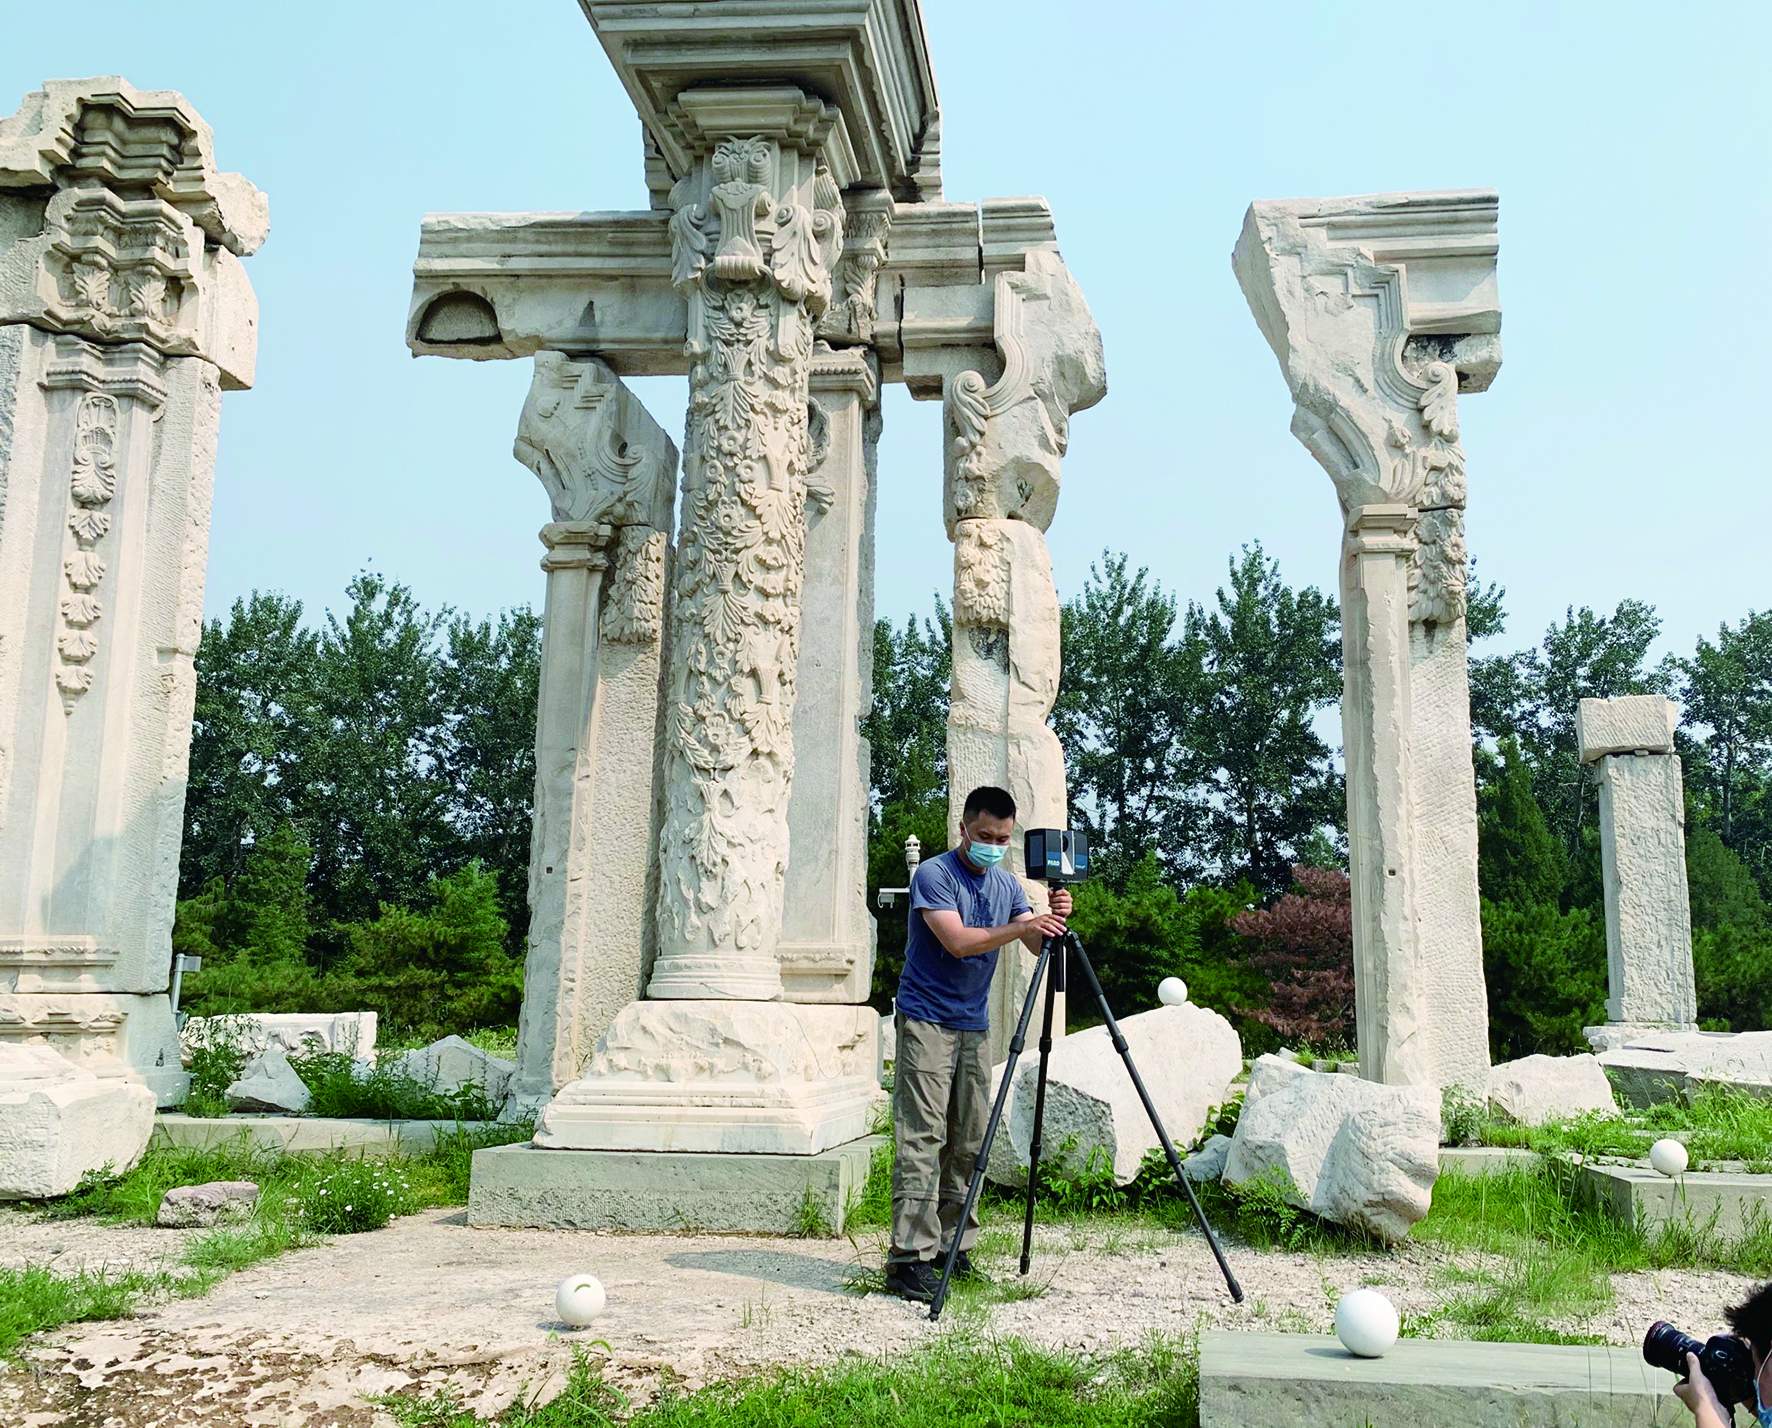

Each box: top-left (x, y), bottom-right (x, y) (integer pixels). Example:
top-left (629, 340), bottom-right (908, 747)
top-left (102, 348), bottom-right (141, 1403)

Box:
top-left (966, 839), bottom-right (1007, 868)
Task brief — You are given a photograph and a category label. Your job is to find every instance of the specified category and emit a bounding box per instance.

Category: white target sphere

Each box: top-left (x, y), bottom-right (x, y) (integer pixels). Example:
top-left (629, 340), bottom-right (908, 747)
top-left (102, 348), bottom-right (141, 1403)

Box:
top-left (1157, 977), bottom-right (1189, 1007)
top-left (1649, 1138), bottom-right (1689, 1177)
top-left (1334, 1289), bottom-right (1400, 1358)
top-left (556, 1274), bottom-right (606, 1325)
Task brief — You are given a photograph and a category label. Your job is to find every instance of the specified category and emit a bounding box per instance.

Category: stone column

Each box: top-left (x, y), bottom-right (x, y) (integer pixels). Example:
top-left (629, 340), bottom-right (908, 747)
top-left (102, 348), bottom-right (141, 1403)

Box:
top-left (506, 355), bottom-right (677, 1112)
top-left (778, 344), bottom-right (880, 1003)
top-left (1234, 191), bottom-right (1501, 1092)
top-left (1577, 696), bottom-right (1696, 1028)
top-left (942, 249), bottom-right (1105, 1062)
top-left (0, 80), bottom-right (266, 1104)
top-left (534, 93), bottom-right (882, 1157)
top-left (644, 92), bottom-right (847, 1002)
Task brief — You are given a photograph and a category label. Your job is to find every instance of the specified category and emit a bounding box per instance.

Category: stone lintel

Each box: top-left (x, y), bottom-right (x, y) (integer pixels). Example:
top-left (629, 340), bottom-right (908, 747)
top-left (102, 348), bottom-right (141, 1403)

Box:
top-left (406, 196), bottom-right (1060, 383)
top-left (1578, 694), bottom-right (1678, 763)
top-left (580, 0), bottom-right (939, 199)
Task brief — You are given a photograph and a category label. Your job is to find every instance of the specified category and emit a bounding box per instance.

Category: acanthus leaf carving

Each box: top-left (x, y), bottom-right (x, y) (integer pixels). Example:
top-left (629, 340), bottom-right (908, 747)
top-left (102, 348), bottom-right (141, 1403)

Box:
top-left (55, 390), bottom-right (122, 710)
top-left (602, 526), bottom-right (666, 645)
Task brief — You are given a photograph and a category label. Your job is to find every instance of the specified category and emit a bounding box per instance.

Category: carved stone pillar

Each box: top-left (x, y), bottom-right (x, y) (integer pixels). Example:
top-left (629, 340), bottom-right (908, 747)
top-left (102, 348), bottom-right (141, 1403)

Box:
top-left (941, 249), bottom-right (1105, 1062)
top-left (645, 90), bottom-right (847, 1001)
top-left (1234, 191), bottom-right (1500, 1092)
top-left (1577, 696), bottom-right (1697, 1029)
top-left (507, 355), bottom-right (677, 1113)
top-left (778, 345), bottom-right (879, 1002)
top-left (0, 80), bottom-right (266, 1104)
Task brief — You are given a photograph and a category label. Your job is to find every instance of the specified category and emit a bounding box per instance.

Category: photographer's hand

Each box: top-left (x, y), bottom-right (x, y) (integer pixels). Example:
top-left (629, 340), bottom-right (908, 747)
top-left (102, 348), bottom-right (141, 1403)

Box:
top-left (1674, 1352), bottom-right (1733, 1428)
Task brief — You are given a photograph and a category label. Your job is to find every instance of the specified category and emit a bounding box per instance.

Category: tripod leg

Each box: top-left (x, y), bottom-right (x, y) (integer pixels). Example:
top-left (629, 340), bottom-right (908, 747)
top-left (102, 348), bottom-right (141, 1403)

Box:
top-left (929, 938), bottom-right (1052, 1322)
top-left (1065, 933), bottom-right (1245, 1303)
top-left (1019, 939), bottom-right (1061, 1275)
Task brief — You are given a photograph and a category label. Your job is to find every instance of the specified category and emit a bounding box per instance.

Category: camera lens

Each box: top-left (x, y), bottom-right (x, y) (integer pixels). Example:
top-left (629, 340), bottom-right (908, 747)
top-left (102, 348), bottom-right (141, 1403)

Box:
top-left (1644, 1321), bottom-right (1706, 1376)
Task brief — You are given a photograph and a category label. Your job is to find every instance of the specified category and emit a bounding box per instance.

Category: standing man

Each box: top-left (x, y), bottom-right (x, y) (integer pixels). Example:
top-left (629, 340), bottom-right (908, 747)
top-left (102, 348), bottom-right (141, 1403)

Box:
top-left (885, 785), bottom-right (1072, 1302)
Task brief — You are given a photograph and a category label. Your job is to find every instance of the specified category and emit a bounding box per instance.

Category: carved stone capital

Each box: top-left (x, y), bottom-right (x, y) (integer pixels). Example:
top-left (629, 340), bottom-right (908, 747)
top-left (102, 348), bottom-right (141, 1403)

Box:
top-left (1234, 191), bottom-right (1500, 624)
top-left (538, 521), bottom-right (614, 573)
top-left (515, 352), bottom-right (678, 527)
top-left (0, 79), bottom-right (264, 388)
top-left (942, 249), bottom-right (1105, 537)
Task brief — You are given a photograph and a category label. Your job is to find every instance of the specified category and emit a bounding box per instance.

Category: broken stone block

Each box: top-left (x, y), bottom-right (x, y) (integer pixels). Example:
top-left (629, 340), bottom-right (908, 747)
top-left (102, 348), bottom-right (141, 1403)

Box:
top-left (1487, 1054), bottom-right (1618, 1124)
top-left (225, 1046), bottom-right (312, 1114)
top-left (1185, 1133), bottom-right (1233, 1183)
top-left (0, 1046), bottom-right (157, 1198)
top-left (1591, 1029), bottom-right (1772, 1107)
top-left (985, 1003), bottom-right (1242, 1186)
top-left (390, 1035), bottom-right (515, 1105)
top-left (182, 1012), bottom-right (377, 1062)
top-left (157, 1179), bottom-right (259, 1228)
top-left (1224, 1054), bottom-right (1439, 1242)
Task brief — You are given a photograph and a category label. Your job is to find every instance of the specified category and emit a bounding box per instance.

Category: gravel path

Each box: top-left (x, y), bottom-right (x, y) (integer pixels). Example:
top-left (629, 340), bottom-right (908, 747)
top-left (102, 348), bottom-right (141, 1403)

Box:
top-left (0, 1204), bottom-right (1753, 1427)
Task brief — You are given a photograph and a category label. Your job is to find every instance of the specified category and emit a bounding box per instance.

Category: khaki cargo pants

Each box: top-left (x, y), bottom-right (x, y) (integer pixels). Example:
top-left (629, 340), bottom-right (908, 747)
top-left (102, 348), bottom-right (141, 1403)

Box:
top-left (888, 1013), bottom-right (989, 1264)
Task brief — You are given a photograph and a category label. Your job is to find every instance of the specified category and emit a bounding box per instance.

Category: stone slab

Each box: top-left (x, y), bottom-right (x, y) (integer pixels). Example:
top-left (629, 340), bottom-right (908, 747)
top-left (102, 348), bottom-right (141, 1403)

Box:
top-left (152, 1114), bottom-right (484, 1159)
top-left (1581, 1162), bottom-right (1772, 1238)
top-left (467, 1135), bottom-right (884, 1234)
top-left (1579, 696), bottom-right (1678, 763)
top-left (1198, 1330), bottom-right (1679, 1428)
top-left (1438, 1146), bottom-right (1541, 1176)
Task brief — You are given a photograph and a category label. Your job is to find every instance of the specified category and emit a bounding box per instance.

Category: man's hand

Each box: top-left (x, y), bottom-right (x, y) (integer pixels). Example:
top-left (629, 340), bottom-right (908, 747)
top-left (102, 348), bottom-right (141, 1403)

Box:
top-left (1673, 1351), bottom-right (1733, 1428)
top-left (1049, 888), bottom-right (1073, 918)
top-left (1025, 887), bottom-right (1071, 942)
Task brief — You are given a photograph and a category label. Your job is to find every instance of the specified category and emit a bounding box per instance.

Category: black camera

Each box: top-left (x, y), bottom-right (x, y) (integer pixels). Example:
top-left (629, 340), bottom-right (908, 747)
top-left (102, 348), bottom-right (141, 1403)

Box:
top-left (1025, 828), bottom-right (1089, 885)
top-left (1644, 1320), bottom-right (1758, 1408)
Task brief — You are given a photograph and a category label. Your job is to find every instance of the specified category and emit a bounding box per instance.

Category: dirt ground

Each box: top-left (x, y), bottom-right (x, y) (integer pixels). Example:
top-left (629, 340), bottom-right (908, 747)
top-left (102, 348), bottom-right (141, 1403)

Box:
top-left (0, 1204), bottom-right (1753, 1427)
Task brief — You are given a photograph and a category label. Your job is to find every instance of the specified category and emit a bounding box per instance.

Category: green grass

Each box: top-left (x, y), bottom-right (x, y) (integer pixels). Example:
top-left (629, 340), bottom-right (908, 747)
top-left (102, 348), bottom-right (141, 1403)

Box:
top-left (7, 1119), bottom-right (535, 1356)
top-left (1468, 1084), bottom-right (1772, 1169)
top-left (377, 1335), bottom-right (1201, 1428)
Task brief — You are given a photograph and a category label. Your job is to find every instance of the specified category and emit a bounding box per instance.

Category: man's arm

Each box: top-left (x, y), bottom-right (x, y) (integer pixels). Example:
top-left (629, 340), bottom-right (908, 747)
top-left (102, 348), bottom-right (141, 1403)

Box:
top-left (923, 887), bottom-right (1072, 959)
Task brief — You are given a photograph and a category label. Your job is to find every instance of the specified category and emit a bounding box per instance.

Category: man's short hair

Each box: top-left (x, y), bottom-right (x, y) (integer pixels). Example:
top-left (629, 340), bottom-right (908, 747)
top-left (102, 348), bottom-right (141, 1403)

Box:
top-left (961, 786), bottom-right (1016, 823)
top-left (1726, 1282), bottom-right (1772, 1358)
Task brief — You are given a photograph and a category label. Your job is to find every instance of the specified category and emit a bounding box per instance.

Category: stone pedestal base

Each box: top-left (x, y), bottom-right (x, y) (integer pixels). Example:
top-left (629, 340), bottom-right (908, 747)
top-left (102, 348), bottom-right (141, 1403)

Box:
top-left (534, 1000), bottom-right (879, 1154)
top-left (0, 991), bottom-right (188, 1107)
top-left (468, 1136), bottom-right (883, 1233)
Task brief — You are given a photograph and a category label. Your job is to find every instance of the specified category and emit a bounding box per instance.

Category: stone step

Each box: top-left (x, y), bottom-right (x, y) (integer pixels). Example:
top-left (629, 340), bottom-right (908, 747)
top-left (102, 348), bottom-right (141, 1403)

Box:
top-left (468, 1134), bottom-right (885, 1234)
top-left (1198, 1330), bottom-right (1678, 1427)
top-left (153, 1112), bottom-right (482, 1159)
top-left (1581, 1161), bottom-right (1772, 1237)
top-left (1437, 1145), bottom-right (1541, 1176)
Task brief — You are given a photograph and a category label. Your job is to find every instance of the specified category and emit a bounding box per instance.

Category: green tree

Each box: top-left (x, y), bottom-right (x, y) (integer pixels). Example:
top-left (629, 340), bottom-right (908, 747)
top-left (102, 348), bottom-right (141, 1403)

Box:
top-left (345, 862), bottom-right (520, 1038)
top-left (1053, 554), bottom-right (1197, 883)
top-left (180, 592), bottom-right (319, 897)
top-left (436, 608), bottom-right (543, 951)
top-left (299, 573), bottom-right (455, 958)
top-left (1694, 925), bottom-right (1772, 1032)
top-left (1670, 610), bottom-right (1772, 889)
top-left (1687, 825), bottom-right (1769, 933)
top-left (1177, 545), bottom-right (1343, 894)
top-left (1477, 738), bottom-right (1565, 907)
top-left (1479, 900), bottom-right (1608, 1059)
top-left (1470, 600), bottom-right (1663, 875)
top-left (863, 602), bottom-right (951, 816)
top-left (220, 819), bottom-right (314, 965)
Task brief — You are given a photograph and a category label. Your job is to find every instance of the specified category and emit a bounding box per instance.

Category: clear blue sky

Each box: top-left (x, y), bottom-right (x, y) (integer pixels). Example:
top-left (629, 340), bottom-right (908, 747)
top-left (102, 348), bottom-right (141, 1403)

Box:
top-left (7, 2), bottom-right (1768, 669)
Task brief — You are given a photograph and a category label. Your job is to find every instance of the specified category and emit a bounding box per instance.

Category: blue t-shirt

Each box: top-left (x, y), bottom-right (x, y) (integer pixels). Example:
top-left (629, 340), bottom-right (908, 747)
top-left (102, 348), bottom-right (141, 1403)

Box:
top-left (896, 849), bottom-right (1033, 1032)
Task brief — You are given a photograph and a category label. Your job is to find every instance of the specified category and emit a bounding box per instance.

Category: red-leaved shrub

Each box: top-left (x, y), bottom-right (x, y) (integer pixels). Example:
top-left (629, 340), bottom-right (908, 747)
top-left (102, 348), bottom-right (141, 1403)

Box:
top-left (1230, 866), bottom-right (1355, 1046)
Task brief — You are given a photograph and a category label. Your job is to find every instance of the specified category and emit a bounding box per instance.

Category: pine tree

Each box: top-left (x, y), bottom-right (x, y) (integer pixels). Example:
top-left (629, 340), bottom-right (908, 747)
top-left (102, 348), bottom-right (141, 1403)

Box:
top-left (1477, 738), bottom-right (1565, 907)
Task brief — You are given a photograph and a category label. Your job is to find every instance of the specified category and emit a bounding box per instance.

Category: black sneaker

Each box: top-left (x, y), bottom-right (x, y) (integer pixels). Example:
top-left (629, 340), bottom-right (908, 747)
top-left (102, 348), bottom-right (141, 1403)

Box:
top-left (884, 1260), bottom-right (940, 1303)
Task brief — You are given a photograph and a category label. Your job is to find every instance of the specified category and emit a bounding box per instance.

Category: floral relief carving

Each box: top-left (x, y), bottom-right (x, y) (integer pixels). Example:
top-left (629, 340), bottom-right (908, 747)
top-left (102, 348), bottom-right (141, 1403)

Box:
top-left (37, 189), bottom-right (196, 348)
top-left (55, 392), bottom-right (120, 709)
top-left (1390, 358), bottom-right (1469, 627)
top-left (818, 193), bottom-right (892, 345)
top-left (602, 526), bottom-right (666, 645)
top-left (653, 135), bottom-right (845, 966)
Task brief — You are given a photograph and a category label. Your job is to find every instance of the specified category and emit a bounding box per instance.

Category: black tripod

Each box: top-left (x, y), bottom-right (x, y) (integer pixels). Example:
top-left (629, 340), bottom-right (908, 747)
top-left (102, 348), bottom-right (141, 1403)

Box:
top-left (929, 921), bottom-right (1244, 1320)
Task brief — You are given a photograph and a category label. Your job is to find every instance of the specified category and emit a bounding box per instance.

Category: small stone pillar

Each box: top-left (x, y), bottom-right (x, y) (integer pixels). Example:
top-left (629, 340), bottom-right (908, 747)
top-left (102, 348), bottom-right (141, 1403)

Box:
top-left (942, 249), bottom-right (1105, 1062)
top-left (506, 355), bottom-right (678, 1111)
top-left (0, 80), bottom-right (266, 1104)
top-left (1577, 695), bottom-right (1696, 1028)
top-left (1234, 191), bottom-right (1501, 1093)
top-left (778, 344), bottom-right (880, 1003)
